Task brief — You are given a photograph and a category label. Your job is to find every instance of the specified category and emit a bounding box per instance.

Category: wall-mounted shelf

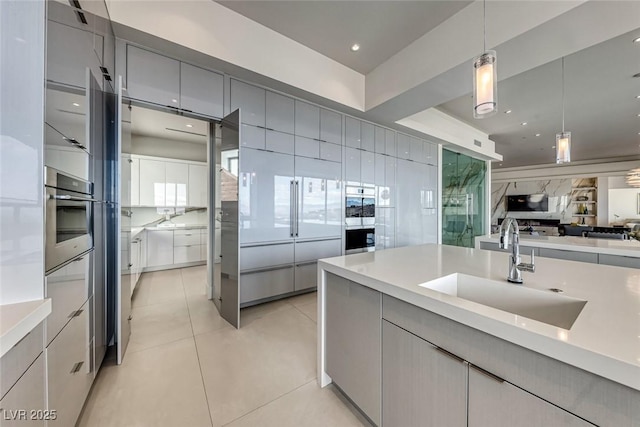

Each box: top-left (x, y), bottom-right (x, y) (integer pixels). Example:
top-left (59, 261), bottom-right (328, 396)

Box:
top-left (571, 187), bottom-right (597, 191)
top-left (571, 201), bottom-right (596, 204)
top-left (573, 214), bottom-right (596, 217)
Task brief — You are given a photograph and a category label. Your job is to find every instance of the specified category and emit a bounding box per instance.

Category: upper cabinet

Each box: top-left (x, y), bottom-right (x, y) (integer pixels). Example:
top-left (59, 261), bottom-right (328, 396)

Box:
top-left (345, 117), bottom-right (361, 149)
top-left (361, 122), bottom-right (375, 152)
top-left (180, 62), bottom-right (224, 118)
top-left (266, 91), bottom-right (294, 134)
top-left (134, 155), bottom-right (206, 207)
top-left (127, 45), bottom-right (223, 118)
top-left (230, 79), bottom-right (265, 127)
top-left (320, 109), bottom-right (342, 145)
top-left (295, 101), bottom-right (320, 140)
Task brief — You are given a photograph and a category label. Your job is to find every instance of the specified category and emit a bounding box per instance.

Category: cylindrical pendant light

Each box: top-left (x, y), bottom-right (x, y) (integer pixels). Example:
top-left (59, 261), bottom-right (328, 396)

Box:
top-left (626, 168), bottom-right (640, 187)
top-left (473, 0), bottom-right (497, 118)
top-left (556, 57), bottom-right (571, 164)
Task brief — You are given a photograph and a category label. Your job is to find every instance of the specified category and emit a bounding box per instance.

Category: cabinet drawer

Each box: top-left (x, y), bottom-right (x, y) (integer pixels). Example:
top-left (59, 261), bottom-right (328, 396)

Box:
top-left (47, 301), bottom-right (92, 427)
top-left (294, 262), bottom-right (317, 291)
top-left (295, 136), bottom-right (320, 159)
top-left (0, 354), bottom-right (46, 427)
top-left (240, 266), bottom-right (294, 304)
top-left (1, 324), bottom-right (43, 400)
top-left (45, 254), bottom-right (90, 345)
top-left (240, 243), bottom-right (294, 271)
top-left (174, 245), bottom-right (202, 264)
top-left (295, 239), bottom-right (341, 263)
top-left (265, 130), bottom-right (294, 154)
top-left (319, 141), bottom-right (341, 162)
top-left (174, 232), bottom-right (201, 246)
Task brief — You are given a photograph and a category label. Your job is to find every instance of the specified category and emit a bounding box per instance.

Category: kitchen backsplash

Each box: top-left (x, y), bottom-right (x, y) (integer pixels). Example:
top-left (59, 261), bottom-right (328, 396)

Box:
top-left (491, 179), bottom-right (572, 225)
top-left (131, 207), bottom-right (208, 227)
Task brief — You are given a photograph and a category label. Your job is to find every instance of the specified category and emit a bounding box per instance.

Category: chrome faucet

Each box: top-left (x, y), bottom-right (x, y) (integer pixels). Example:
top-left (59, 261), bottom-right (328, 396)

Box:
top-left (498, 217), bottom-right (535, 284)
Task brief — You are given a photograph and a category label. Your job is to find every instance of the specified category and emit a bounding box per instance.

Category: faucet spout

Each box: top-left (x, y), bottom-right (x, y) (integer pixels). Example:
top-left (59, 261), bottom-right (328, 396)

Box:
top-left (498, 217), bottom-right (535, 284)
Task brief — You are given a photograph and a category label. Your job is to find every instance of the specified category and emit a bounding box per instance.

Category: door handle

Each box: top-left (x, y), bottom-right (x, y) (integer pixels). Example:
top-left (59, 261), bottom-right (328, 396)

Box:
top-left (294, 180), bottom-right (299, 237)
top-left (70, 361), bottom-right (84, 374)
top-left (290, 180), bottom-right (295, 237)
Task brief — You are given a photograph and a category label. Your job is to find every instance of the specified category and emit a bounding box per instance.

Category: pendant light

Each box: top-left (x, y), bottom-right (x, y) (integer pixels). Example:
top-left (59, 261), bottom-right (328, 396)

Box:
top-left (473, 0), bottom-right (497, 118)
top-left (556, 57), bottom-right (571, 164)
top-left (626, 168), bottom-right (640, 187)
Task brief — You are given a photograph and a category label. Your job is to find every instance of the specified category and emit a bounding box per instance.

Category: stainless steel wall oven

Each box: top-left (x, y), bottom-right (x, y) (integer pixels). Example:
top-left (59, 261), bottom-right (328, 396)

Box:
top-left (45, 167), bottom-right (95, 273)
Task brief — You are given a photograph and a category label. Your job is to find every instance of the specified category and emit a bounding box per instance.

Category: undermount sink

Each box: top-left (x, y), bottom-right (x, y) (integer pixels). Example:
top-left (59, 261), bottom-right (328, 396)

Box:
top-left (420, 273), bottom-right (587, 330)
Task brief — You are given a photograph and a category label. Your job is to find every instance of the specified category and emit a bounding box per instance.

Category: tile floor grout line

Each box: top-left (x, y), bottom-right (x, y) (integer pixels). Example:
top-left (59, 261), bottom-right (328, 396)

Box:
top-left (220, 378), bottom-right (318, 427)
top-left (126, 335), bottom-right (196, 356)
top-left (182, 267), bottom-right (216, 427)
top-left (291, 303), bottom-right (317, 325)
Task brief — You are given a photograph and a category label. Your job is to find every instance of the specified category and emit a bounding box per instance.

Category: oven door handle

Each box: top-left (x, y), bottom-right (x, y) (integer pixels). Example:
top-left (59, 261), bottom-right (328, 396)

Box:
top-left (49, 194), bottom-right (104, 203)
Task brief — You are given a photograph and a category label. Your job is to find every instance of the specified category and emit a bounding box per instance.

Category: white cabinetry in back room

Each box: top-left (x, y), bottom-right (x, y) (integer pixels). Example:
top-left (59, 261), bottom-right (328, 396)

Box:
top-left (146, 230), bottom-right (174, 267)
top-left (126, 45), bottom-right (223, 118)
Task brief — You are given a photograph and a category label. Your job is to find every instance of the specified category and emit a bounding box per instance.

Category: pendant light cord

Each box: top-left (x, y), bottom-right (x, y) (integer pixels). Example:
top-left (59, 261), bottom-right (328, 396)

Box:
top-left (483, 0), bottom-right (486, 52)
top-left (561, 57), bottom-right (565, 133)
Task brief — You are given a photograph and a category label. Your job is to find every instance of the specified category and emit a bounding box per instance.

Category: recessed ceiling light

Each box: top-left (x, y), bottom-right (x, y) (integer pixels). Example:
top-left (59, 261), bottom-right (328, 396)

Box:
top-left (636, 95), bottom-right (640, 99)
top-left (499, 163), bottom-right (503, 166)
top-left (535, 133), bottom-right (541, 137)
top-left (171, 99), bottom-right (178, 103)
top-left (72, 102), bottom-right (80, 107)
top-left (552, 145), bottom-right (556, 148)
top-left (634, 36), bottom-right (640, 43)
top-left (186, 124), bottom-right (193, 128)
top-left (504, 110), bottom-right (512, 114)
top-left (350, 43), bottom-right (360, 52)
top-left (521, 122), bottom-right (528, 126)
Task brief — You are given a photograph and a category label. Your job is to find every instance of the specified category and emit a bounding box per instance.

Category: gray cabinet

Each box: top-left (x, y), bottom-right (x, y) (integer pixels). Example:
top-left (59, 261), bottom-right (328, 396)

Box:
top-left (46, 20), bottom-right (103, 90)
top-left (361, 150), bottom-right (375, 187)
top-left (325, 273), bottom-right (381, 426)
top-left (240, 266), bottom-right (294, 305)
top-left (1, 324), bottom-right (43, 400)
top-left (361, 122), bottom-right (375, 152)
top-left (384, 128), bottom-right (396, 157)
top-left (345, 116), bottom-right (361, 149)
top-left (468, 365), bottom-right (594, 427)
top-left (538, 248), bottom-right (598, 264)
top-left (397, 133), bottom-right (411, 159)
top-left (374, 126), bottom-right (385, 153)
top-left (180, 62), bottom-right (223, 118)
top-left (126, 45), bottom-right (180, 108)
top-left (479, 241), bottom-right (540, 257)
top-left (320, 108), bottom-right (342, 145)
top-left (0, 355), bottom-right (46, 427)
top-left (345, 147), bottom-right (361, 185)
top-left (598, 254), bottom-right (640, 269)
top-left (383, 320), bottom-right (467, 427)
top-left (294, 101), bottom-right (320, 139)
top-left (266, 91), bottom-right (294, 134)
top-left (230, 79), bottom-right (265, 126)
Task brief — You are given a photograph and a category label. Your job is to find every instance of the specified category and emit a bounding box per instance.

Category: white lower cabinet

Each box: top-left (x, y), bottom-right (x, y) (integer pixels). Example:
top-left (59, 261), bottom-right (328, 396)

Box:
top-left (173, 229), bottom-right (205, 264)
top-left (468, 365), bottom-right (593, 427)
top-left (146, 230), bottom-right (174, 267)
top-left (174, 245), bottom-right (201, 264)
top-left (46, 300), bottom-right (93, 427)
top-left (382, 320), bottom-right (467, 427)
top-left (0, 354), bottom-right (46, 427)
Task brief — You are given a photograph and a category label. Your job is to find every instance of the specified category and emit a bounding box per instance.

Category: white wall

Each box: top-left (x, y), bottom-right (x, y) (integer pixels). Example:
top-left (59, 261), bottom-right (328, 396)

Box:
top-left (0, 0), bottom-right (46, 304)
top-left (131, 135), bottom-right (207, 162)
top-left (608, 189), bottom-right (640, 223)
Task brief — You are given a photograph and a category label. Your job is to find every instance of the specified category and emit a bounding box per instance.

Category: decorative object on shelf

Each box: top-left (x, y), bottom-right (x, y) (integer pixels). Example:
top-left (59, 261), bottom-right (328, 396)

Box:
top-left (556, 57), bottom-right (571, 164)
top-left (472, 0), bottom-right (497, 119)
top-left (576, 195), bottom-right (589, 201)
top-left (626, 168), bottom-right (640, 187)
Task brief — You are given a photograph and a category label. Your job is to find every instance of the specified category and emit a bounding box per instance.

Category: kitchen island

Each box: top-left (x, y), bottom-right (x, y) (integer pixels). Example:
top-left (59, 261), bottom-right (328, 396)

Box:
top-left (317, 244), bottom-right (640, 426)
top-left (475, 234), bottom-right (640, 268)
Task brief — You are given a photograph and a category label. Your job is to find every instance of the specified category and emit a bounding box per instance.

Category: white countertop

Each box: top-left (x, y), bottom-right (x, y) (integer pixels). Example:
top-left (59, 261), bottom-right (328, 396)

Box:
top-left (476, 234), bottom-right (640, 258)
top-left (317, 244), bottom-right (640, 390)
top-left (0, 299), bottom-right (51, 358)
top-left (141, 224), bottom-right (207, 231)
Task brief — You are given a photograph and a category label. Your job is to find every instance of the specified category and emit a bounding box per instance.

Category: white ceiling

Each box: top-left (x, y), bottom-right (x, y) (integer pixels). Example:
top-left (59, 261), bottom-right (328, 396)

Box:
top-left (438, 28), bottom-right (640, 168)
top-left (216, 1), bottom-right (471, 74)
top-left (130, 107), bottom-right (209, 144)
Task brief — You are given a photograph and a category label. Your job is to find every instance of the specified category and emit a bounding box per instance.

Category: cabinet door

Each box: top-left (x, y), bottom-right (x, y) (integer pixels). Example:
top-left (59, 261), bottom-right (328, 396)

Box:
top-left (146, 230), bottom-right (174, 267)
top-left (139, 159), bottom-right (165, 206)
top-left (180, 62), bottom-right (223, 118)
top-left (423, 141), bottom-right (437, 165)
top-left (165, 162), bottom-right (188, 207)
top-left (538, 248), bottom-right (598, 264)
top-left (326, 273), bottom-right (381, 426)
top-left (174, 245), bottom-right (202, 264)
top-left (374, 153), bottom-right (386, 206)
top-left (361, 150), bottom-right (375, 188)
top-left (410, 137), bottom-right (424, 162)
top-left (230, 79), bottom-right (265, 127)
top-left (0, 355), bottom-right (45, 427)
top-left (374, 126), bottom-right (385, 153)
top-left (131, 157), bottom-right (140, 206)
top-left (240, 124), bottom-right (265, 150)
top-left (294, 101), bottom-right (320, 139)
top-left (422, 164), bottom-right (438, 244)
top-left (319, 142), bottom-right (341, 163)
top-left (598, 254), bottom-right (640, 269)
top-left (295, 157), bottom-right (342, 240)
top-left (47, 20), bottom-right (100, 89)
top-left (126, 46), bottom-right (180, 107)
top-left (385, 155), bottom-right (397, 208)
top-left (345, 147), bottom-right (361, 186)
top-left (294, 263), bottom-right (317, 292)
top-left (468, 365), bottom-right (594, 427)
top-left (266, 91), bottom-right (294, 134)
top-left (345, 117), bottom-right (361, 149)
top-left (396, 159), bottom-right (422, 247)
top-left (239, 148), bottom-right (294, 244)
top-left (294, 136), bottom-right (320, 159)
top-left (188, 163), bottom-right (207, 207)
top-left (397, 133), bottom-right (411, 159)
top-left (385, 129), bottom-right (396, 157)
top-left (320, 108), bottom-right (342, 145)
top-left (361, 122), bottom-right (375, 152)
top-left (130, 238), bottom-right (140, 295)
top-left (266, 130), bottom-right (295, 155)
top-left (383, 320), bottom-right (467, 427)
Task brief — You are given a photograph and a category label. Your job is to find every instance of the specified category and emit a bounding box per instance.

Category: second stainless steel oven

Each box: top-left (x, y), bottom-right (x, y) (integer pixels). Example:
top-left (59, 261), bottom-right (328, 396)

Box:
top-left (45, 167), bottom-right (95, 273)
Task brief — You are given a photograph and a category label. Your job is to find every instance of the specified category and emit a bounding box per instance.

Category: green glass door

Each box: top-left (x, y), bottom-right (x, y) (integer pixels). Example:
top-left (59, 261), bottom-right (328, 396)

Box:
top-left (442, 149), bottom-right (486, 248)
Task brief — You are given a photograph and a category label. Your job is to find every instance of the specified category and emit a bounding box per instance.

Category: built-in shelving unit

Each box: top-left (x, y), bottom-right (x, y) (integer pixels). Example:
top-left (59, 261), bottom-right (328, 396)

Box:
top-left (571, 178), bottom-right (597, 225)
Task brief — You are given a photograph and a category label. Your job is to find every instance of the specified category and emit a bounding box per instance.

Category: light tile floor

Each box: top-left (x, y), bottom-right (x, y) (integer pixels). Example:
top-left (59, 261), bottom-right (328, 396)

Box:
top-left (78, 265), bottom-right (370, 427)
